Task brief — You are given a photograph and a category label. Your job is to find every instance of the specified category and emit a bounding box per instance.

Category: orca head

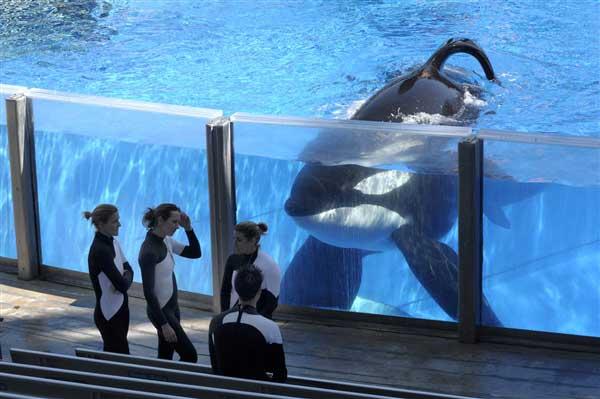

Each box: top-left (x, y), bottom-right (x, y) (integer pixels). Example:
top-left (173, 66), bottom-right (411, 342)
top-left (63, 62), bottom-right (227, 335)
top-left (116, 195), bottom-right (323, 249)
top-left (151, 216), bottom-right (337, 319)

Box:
top-left (285, 163), bottom-right (376, 218)
top-left (285, 164), bottom-right (413, 251)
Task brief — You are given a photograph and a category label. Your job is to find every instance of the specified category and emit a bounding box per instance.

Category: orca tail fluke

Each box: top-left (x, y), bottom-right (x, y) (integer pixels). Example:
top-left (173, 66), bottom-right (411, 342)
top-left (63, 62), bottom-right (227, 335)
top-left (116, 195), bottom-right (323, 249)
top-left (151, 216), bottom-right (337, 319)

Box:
top-left (427, 38), bottom-right (497, 81)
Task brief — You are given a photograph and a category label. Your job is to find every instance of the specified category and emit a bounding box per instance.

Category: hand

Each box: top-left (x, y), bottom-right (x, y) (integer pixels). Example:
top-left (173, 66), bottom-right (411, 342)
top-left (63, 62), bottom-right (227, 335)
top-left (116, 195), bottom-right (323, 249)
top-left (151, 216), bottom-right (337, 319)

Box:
top-left (179, 212), bottom-right (192, 231)
top-left (161, 324), bottom-right (177, 343)
top-left (123, 270), bottom-right (133, 285)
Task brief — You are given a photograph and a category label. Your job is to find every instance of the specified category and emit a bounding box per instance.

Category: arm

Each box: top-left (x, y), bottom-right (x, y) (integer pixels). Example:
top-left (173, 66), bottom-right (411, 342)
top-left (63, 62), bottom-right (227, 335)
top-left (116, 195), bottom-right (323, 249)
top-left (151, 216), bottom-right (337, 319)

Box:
top-left (98, 251), bottom-right (131, 294)
top-left (179, 229), bottom-right (201, 258)
top-left (220, 256), bottom-right (235, 312)
top-left (208, 319), bottom-right (221, 374)
top-left (267, 343), bottom-right (287, 383)
top-left (139, 250), bottom-right (168, 326)
top-left (175, 212), bottom-right (201, 258)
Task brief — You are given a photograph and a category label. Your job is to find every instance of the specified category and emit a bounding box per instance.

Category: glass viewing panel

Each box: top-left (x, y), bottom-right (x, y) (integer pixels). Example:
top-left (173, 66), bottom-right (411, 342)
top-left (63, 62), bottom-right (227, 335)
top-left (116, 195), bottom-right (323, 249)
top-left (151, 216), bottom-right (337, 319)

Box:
top-left (231, 113), bottom-right (470, 321)
top-left (0, 85), bottom-right (27, 260)
top-left (29, 89), bottom-right (221, 295)
top-left (481, 132), bottom-right (600, 336)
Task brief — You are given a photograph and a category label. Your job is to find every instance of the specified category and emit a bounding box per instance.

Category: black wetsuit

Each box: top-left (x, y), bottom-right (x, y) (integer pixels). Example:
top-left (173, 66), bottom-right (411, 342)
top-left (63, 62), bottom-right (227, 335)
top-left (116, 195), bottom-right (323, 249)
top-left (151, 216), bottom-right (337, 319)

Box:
top-left (138, 229), bottom-right (201, 362)
top-left (220, 249), bottom-right (281, 319)
top-left (88, 232), bottom-right (133, 354)
top-left (209, 304), bottom-right (287, 382)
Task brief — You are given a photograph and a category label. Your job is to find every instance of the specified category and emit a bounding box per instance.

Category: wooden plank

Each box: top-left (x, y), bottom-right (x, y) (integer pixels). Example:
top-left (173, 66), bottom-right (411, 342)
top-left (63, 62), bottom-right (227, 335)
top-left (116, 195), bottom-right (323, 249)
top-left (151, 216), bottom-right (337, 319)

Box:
top-left (0, 362), bottom-right (294, 399)
top-left (0, 393), bottom-right (47, 399)
top-left (9, 349), bottom-right (407, 399)
top-left (0, 372), bottom-right (192, 399)
top-left (5, 95), bottom-right (41, 281)
top-left (74, 348), bottom-right (476, 399)
top-left (2, 271), bottom-right (599, 399)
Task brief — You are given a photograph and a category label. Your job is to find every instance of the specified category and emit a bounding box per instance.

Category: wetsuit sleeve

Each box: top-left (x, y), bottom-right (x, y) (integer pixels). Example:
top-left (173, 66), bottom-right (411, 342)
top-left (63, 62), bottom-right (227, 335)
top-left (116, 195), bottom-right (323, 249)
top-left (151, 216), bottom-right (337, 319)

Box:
top-left (220, 256), bottom-right (235, 312)
top-left (267, 343), bottom-right (287, 382)
top-left (257, 290), bottom-right (278, 320)
top-left (97, 250), bottom-right (131, 294)
top-left (208, 318), bottom-right (221, 374)
top-left (172, 229), bottom-right (201, 258)
top-left (139, 249), bottom-right (168, 326)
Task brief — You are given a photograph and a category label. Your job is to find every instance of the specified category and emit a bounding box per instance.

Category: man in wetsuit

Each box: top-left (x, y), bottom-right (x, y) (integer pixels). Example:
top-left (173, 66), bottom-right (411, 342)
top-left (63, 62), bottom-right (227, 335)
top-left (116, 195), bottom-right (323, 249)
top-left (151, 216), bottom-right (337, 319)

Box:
top-left (209, 266), bottom-right (287, 382)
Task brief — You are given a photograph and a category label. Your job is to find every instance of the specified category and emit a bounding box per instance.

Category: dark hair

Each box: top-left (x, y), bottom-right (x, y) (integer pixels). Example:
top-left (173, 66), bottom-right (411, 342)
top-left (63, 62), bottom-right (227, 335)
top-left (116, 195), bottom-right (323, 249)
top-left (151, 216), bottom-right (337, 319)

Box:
top-left (142, 203), bottom-right (180, 229)
top-left (234, 221), bottom-right (268, 242)
top-left (83, 204), bottom-right (118, 227)
top-left (234, 266), bottom-right (263, 301)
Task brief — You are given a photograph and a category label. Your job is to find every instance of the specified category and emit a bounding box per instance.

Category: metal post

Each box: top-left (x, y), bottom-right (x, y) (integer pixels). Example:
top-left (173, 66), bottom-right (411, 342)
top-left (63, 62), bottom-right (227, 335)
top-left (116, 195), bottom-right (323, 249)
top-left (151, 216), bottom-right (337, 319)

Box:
top-left (458, 136), bottom-right (483, 343)
top-left (5, 94), bottom-right (41, 280)
top-left (206, 117), bottom-right (236, 313)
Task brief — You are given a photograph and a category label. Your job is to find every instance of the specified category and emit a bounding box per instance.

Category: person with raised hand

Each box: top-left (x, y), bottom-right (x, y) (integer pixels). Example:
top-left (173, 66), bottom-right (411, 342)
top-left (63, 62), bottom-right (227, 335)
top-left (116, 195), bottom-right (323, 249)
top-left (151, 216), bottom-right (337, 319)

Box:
top-left (138, 203), bottom-right (201, 362)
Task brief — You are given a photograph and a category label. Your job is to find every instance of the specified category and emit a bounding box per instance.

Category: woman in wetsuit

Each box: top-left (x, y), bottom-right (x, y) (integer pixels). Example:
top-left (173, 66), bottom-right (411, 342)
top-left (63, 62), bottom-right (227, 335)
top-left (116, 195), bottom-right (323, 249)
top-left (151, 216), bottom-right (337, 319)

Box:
top-left (220, 221), bottom-right (281, 319)
top-left (85, 204), bottom-right (133, 354)
top-left (138, 203), bottom-right (201, 362)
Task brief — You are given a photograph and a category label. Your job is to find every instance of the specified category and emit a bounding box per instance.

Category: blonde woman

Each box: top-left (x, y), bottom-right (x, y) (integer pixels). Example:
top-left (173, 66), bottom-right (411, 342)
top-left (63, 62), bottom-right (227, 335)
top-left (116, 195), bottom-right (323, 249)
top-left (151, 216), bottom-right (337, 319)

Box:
top-left (84, 204), bottom-right (133, 354)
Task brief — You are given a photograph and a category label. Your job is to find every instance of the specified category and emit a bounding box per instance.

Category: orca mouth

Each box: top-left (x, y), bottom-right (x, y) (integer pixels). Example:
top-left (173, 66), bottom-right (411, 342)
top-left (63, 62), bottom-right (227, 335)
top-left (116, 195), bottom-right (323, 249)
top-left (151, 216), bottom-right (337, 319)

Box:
top-left (284, 197), bottom-right (317, 218)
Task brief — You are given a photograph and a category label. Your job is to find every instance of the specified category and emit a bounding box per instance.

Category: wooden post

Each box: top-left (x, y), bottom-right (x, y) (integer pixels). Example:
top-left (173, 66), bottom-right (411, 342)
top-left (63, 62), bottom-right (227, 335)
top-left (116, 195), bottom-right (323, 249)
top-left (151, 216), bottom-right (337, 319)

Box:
top-left (206, 117), bottom-right (236, 313)
top-left (5, 94), bottom-right (41, 280)
top-left (458, 136), bottom-right (483, 343)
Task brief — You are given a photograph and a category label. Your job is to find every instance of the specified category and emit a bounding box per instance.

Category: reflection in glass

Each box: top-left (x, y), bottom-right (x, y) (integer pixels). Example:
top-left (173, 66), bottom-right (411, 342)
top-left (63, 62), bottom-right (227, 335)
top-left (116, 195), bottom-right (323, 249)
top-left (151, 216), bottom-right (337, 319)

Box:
top-left (482, 141), bottom-right (600, 336)
top-left (34, 131), bottom-right (213, 294)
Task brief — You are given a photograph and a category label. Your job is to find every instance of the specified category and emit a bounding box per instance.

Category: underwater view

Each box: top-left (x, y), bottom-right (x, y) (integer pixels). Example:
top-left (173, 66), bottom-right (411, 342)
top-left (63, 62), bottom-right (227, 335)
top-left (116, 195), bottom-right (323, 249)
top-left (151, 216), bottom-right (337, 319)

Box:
top-left (1, 0), bottom-right (598, 336)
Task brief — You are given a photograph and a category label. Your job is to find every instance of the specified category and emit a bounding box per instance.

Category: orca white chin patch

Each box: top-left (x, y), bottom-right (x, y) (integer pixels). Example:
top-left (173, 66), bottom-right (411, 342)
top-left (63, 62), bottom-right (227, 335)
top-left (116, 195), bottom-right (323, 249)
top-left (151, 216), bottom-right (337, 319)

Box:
top-left (353, 170), bottom-right (411, 195)
top-left (293, 204), bottom-right (407, 251)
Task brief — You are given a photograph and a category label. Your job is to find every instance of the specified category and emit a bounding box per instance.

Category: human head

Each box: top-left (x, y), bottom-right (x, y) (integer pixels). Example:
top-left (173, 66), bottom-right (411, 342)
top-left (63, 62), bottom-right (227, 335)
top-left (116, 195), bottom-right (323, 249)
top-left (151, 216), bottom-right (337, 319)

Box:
top-left (83, 204), bottom-right (120, 237)
top-left (234, 221), bottom-right (268, 255)
top-left (142, 203), bottom-right (181, 237)
top-left (234, 265), bottom-right (264, 304)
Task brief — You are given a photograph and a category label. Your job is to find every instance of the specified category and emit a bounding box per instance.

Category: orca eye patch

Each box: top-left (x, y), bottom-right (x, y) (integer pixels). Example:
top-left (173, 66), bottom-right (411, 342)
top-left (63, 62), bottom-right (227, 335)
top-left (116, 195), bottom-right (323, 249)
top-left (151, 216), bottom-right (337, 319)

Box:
top-left (353, 170), bottom-right (411, 196)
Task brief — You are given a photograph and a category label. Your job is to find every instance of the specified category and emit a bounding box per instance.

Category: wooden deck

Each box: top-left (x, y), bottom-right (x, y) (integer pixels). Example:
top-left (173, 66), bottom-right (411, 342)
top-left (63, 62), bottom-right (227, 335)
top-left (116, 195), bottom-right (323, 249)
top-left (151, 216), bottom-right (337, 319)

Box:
top-left (0, 270), bottom-right (598, 399)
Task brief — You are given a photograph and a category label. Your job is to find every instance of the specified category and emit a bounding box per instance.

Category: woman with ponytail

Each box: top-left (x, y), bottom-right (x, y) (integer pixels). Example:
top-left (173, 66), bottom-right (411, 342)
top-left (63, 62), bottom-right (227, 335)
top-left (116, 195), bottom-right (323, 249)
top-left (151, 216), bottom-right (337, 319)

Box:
top-left (138, 203), bottom-right (201, 362)
top-left (84, 204), bottom-right (133, 354)
top-left (220, 221), bottom-right (281, 319)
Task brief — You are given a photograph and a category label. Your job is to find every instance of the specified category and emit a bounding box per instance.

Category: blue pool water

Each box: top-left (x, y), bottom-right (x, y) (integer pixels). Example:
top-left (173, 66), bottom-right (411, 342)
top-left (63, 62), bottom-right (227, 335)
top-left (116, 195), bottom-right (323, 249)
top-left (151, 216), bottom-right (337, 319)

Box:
top-left (1, 0), bottom-right (599, 134)
top-left (1, 1), bottom-right (599, 336)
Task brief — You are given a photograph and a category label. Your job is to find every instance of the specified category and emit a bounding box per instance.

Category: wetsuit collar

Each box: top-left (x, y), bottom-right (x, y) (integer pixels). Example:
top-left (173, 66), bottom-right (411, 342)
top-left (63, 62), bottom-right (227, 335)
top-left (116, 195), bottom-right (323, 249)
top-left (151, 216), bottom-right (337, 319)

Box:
top-left (94, 231), bottom-right (113, 244)
top-left (236, 304), bottom-right (259, 322)
top-left (146, 230), bottom-right (164, 243)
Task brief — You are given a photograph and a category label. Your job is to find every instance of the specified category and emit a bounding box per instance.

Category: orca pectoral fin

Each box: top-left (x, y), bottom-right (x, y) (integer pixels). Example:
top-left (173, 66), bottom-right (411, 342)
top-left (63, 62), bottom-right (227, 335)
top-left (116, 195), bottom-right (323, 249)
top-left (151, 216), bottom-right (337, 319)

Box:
top-left (392, 226), bottom-right (503, 326)
top-left (280, 236), bottom-right (364, 310)
top-left (484, 205), bottom-right (511, 229)
top-left (392, 225), bottom-right (459, 320)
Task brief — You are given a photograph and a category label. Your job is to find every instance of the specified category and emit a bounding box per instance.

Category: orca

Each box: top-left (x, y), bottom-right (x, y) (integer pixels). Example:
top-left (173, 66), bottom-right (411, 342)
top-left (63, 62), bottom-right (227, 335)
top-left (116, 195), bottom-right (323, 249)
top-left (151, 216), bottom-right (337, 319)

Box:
top-left (280, 38), bottom-right (506, 324)
top-left (352, 38), bottom-right (497, 124)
